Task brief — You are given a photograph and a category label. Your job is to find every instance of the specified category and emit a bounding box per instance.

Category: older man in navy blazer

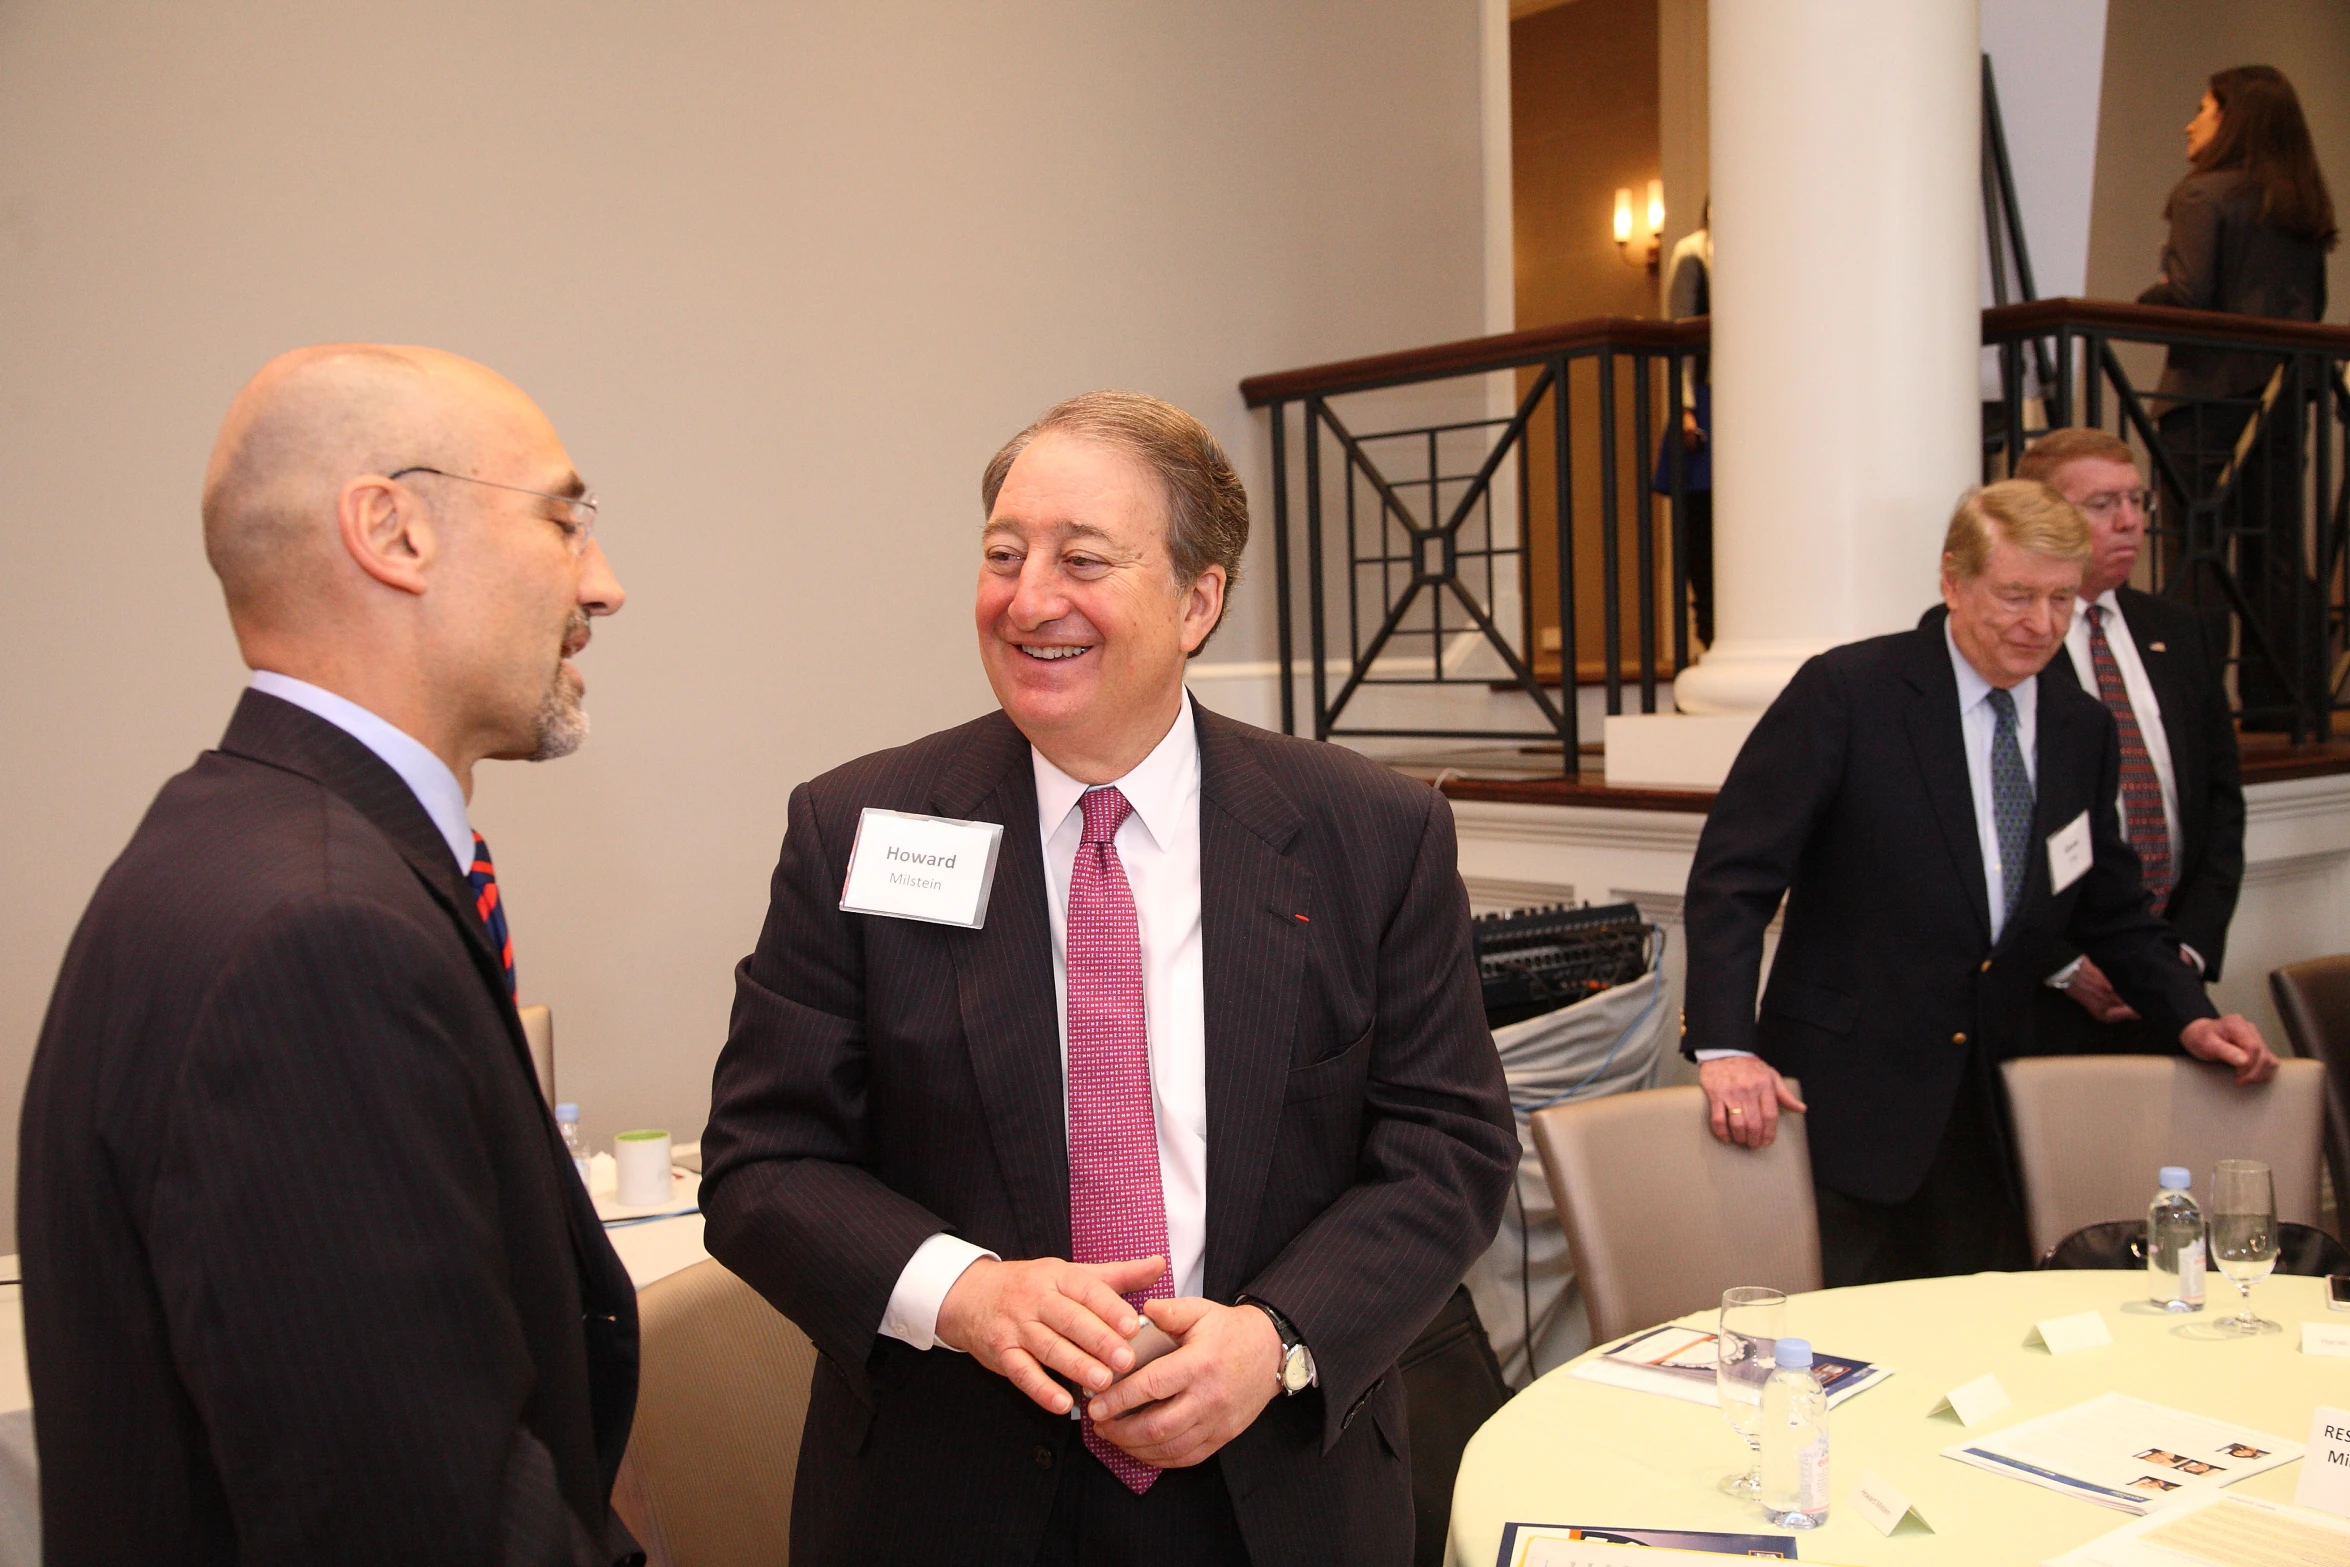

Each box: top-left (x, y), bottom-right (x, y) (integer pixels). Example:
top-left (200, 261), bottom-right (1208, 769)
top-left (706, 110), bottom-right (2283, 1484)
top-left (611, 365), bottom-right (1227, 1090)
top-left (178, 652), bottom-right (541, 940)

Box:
top-left (1681, 480), bottom-right (2275, 1286)
top-left (703, 392), bottom-right (1515, 1566)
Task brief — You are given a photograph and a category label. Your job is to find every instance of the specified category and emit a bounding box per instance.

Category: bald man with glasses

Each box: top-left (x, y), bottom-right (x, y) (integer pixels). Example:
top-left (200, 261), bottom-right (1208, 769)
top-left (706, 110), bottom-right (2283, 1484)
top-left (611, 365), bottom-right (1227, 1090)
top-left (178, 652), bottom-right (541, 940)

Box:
top-left (19, 345), bottom-right (640, 1565)
top-left (2013, 428), bottom-right (2245, 1056)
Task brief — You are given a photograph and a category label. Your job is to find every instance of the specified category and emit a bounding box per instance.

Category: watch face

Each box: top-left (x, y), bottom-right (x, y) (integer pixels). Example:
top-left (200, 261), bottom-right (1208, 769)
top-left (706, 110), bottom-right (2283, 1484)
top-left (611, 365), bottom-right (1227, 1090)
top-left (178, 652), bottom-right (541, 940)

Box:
top-left (1281, 1345), bottom-right (1313, 1393)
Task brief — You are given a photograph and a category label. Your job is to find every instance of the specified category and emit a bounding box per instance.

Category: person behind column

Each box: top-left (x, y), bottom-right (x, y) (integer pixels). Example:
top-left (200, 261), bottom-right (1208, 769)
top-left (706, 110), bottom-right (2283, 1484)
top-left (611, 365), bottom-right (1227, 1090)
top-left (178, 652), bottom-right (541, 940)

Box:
top-left (701, 391), bottom-right (1516, 1567)
top-left (1657, 199), bottom-right (1715, 645)
top-left (18, 346), bottom-right (639, 1563)
top-left (1681, 480), bottom-right (2277, 1287)
top-left (2137, 65), bottom-right (2335, 724)
top-left (2015, 429), bottom-right (2244, 1053)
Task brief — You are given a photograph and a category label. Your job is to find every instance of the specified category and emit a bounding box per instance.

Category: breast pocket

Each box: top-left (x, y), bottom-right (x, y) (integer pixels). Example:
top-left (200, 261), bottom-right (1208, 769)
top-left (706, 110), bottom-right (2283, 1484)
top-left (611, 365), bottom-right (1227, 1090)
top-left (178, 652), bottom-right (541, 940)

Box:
top-left (1285, 1025), bottom-right (1373, 1103)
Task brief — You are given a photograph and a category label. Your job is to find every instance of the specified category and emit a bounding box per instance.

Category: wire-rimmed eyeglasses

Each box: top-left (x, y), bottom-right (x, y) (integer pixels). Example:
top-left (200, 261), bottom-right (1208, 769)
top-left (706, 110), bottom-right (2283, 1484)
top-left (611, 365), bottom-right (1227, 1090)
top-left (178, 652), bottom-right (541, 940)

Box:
top-left (388, 466), bottom-right (599, 552)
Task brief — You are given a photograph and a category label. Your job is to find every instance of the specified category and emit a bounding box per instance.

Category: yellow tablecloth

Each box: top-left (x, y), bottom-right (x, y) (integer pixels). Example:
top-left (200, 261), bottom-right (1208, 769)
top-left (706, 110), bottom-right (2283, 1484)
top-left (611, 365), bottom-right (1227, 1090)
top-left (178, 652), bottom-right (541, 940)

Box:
top-left (1449, 1271), bottom-right (2348, 1566)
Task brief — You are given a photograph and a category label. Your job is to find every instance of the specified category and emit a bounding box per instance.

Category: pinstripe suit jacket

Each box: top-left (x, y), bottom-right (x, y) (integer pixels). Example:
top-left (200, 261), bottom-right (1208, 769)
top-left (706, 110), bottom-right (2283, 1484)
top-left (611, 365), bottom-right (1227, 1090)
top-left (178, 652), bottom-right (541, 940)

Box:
top-left (18, 690), bottom-right (640, 1566)
top-left (701, 704), bottom-right (1515, 1567)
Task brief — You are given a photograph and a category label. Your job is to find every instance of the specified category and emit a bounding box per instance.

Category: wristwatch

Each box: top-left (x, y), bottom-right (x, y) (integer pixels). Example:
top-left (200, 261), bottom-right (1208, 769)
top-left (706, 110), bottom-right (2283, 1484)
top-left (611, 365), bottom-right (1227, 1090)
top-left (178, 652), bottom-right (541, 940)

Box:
top-left (1239, 1296), bottom-right (1316, 1395)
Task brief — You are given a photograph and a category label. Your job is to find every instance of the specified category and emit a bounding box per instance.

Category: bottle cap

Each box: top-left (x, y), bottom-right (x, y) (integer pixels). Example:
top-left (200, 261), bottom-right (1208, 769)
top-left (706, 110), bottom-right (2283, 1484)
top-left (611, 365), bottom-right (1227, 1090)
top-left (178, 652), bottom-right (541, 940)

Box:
top-left (2159, 1166), bottom-right (2191, 1190)
top-left (555, 1101), bottom-right (581, 1123)
top-left (1775, 1337), bottom-right (1813, 1369)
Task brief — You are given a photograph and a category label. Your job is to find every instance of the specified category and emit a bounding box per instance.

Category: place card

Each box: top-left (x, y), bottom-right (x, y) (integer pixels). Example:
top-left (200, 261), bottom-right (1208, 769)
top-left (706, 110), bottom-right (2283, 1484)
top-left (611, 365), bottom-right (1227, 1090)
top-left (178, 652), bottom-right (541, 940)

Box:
top-left (2295, 1405), bottom-right (2350, 1519)
top-left (1930, 1372), bottom-right (2011, 1426)
top-left (2027, 1309), bottom-right (2114, 1355)
top-left (1850, 1469), bottom-right (1935, 1536)
top-left (2305, 1322), bottom-right (2350, 1358)
top-left (839, 808), bottom-right (1005, 929)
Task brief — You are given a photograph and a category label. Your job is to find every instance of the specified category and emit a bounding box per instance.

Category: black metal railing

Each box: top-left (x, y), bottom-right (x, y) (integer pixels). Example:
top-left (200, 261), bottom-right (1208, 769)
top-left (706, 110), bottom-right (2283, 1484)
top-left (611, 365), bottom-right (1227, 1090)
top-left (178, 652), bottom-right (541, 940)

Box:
top-left (1241, 299), bottom-right (2350, 765)
top-left (1240, 317), bottom-right (1704, 772)
top-left (1985, 298), bottom-right (2350, 741)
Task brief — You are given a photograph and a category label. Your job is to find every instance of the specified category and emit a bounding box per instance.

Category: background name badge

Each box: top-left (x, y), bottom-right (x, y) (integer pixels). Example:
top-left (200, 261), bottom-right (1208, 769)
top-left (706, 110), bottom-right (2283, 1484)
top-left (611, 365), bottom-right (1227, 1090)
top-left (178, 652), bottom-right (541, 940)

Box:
top-left (840, 808), bottom-right (1005, 929)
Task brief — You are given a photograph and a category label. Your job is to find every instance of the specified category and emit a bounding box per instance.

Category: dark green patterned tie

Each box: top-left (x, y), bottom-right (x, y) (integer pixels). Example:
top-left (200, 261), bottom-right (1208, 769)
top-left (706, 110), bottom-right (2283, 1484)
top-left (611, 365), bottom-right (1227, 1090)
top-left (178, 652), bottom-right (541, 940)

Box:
top-left (1987, 687), bottom-right (2033, 923)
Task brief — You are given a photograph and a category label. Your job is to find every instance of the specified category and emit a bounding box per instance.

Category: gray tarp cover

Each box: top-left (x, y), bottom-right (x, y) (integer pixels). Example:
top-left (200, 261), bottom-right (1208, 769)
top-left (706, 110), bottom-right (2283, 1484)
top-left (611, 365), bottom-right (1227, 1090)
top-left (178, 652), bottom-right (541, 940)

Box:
top-left (1461, 942), bottom-right (1670, 1386)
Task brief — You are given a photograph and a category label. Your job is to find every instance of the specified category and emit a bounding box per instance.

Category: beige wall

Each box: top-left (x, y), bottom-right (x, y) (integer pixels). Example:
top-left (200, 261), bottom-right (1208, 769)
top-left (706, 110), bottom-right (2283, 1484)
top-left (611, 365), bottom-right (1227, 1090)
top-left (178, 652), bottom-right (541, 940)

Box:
top-left (0, 1), bottom-right (1486, 1246)
top-left (2089, 0), bottom-right (2350, 314)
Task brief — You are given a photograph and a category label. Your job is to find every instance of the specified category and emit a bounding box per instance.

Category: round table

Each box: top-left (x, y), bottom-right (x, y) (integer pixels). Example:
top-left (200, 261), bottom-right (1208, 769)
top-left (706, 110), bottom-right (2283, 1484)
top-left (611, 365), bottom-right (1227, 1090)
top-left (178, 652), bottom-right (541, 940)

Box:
top-left (1449, 1272), bottom-right (2347, 1566)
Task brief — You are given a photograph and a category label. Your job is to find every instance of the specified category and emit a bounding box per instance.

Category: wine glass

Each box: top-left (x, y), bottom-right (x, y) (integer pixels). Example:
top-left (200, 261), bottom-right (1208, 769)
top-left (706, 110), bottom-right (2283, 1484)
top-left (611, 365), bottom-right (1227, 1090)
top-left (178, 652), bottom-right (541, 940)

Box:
top-left (2208, 1160), bottom-right (2281, 1336)
top-left (1717, 1286), bottom-right (1786, 1498)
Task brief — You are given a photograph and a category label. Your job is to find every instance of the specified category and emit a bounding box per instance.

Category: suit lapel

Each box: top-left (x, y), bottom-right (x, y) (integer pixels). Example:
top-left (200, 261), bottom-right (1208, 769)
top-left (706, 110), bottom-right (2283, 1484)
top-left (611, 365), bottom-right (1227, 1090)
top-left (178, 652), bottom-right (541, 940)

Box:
top-left (217, 691), bottom-right (625, 1304)
top-left (1897, 630), bottom-right (1993, 942)
top-left (934, 713), bottom-right (1073, 1264)
top-left (1193, 706), bottom-right (1310, 1303)
top-left (220, 691), bottom-right (528, 1056)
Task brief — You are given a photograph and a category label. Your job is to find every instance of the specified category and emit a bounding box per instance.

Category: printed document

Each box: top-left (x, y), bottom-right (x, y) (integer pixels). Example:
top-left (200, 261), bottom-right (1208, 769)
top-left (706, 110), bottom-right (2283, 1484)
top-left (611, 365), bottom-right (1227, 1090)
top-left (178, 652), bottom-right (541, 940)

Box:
top-left (1943, 1393), bottom-right (2301, 1515)
top-left (2044, 1491), bottom-right (2350, 1567)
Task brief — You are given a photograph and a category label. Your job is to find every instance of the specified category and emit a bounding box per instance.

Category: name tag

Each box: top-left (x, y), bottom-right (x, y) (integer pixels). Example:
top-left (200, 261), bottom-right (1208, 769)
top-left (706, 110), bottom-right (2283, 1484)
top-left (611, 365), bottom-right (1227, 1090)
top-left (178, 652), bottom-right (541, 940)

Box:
top-left (839, 808), bottom-right (1005, 929)
top-left (2047, 810), bottom-right (2092, 894)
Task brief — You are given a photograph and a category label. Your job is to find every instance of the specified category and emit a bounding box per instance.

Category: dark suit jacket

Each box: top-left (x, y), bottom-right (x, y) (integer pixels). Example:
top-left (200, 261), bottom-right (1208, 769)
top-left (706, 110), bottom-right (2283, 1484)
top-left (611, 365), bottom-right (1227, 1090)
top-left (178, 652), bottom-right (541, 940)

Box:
top-left (2139, 167), bottom-right (2329, 402)
top-left (1682, 627), bottom-right (2215, 1206)
top-left (701, 703), bottom-right (1516, 1567)
top-left (18, 690), bottom-right (640, 1566)
top-left (2034, 589), bottom-right (2245, 978)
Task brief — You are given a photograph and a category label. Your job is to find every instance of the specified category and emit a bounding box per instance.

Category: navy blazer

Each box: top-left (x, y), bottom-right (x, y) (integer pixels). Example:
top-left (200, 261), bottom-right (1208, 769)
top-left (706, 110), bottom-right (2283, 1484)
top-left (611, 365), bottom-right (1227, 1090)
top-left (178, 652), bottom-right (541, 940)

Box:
top-left (701, 703), bottom-right (1515, 1567)
top-left (1682, 627), bottom-right (2214, 1205)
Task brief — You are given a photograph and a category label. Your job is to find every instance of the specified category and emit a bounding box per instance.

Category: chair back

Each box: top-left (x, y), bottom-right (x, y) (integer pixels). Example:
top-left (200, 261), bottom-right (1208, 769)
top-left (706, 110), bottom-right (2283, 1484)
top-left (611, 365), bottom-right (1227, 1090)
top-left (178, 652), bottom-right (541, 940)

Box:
top-left (517, 1004), bottom-right (555, 1105)
top-left (1529, 1084), bottom-right (1821, 1344)
top-left (611, 1259), bottom-right (817, 1567)
top-left (2000, 1055), bottom-right (2326, 1259)
top-left (2269, 955), bottom-right (2350, 1235)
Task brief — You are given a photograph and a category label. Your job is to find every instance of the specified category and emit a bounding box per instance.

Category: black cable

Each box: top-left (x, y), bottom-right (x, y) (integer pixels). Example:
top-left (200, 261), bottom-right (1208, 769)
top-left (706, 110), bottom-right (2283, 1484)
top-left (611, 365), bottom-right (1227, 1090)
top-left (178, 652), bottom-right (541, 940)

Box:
top-left (1517, 1174), bottom-right (1531, 1384)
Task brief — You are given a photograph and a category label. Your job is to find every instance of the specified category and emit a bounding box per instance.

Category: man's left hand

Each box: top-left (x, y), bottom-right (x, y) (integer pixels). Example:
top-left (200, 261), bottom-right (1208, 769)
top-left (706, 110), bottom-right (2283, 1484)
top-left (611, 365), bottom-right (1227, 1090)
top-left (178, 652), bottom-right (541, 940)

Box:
top-left (1084, 1297), bottom-right (1282, 1468)
top-left (2179, 1014), bottom-right (2281, 1085)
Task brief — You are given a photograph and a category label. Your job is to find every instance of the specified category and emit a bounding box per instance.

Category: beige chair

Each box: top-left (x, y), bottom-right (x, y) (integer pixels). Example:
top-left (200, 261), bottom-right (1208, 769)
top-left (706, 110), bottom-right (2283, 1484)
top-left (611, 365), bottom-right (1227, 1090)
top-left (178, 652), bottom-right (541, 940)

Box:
top-left (2269, 956), bottom-right (2350, 1236)
top-left (611, 1259), bottom-right (818, 1567)
top-left (1530, 1084), bottom-right (1821, 1344)
top-left (517, 1003), bottom-right (555, 1105)
top-left (2000, 1055), bottom-right (2327, 1259)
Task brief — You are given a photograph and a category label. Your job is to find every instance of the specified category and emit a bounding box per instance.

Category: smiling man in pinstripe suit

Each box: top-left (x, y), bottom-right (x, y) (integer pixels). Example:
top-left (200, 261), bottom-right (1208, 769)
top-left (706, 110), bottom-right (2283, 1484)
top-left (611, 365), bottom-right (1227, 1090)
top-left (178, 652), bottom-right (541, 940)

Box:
top-left (702, 391), bottom-right (1516, 1567)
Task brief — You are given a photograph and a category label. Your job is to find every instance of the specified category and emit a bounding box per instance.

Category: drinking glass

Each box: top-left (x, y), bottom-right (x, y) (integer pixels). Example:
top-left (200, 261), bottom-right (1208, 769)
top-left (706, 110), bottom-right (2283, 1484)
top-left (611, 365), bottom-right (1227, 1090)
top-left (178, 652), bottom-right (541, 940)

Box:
top-left (2208, 1159), bottom-right (2281, 1336)
top-left (1717, 1286), bottom-right (1786, 1498)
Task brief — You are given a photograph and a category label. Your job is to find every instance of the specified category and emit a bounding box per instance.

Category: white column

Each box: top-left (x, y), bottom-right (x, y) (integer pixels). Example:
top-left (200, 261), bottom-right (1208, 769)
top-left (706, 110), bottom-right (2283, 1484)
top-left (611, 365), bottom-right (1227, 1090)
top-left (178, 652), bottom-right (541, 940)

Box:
top-left (1668, 0), bottom-right (1982, 718)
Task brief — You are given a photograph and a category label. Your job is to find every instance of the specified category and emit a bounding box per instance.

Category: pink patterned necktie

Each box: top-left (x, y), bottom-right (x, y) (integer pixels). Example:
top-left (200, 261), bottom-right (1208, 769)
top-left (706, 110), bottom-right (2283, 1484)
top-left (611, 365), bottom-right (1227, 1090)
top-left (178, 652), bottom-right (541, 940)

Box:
top-left (1066, 785), bottom-right (1172, 1493)
top-left (2085, 605), bottom-right (2175, 911)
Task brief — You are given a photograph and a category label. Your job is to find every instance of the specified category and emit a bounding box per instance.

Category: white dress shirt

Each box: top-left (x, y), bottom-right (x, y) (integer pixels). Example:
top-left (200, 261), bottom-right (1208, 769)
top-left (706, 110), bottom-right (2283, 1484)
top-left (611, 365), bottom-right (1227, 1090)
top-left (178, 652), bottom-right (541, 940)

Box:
top-left (880, 696), bottom-right (1208, 1351)
top-left (1696, 627), bottom-right (2037, 1062)
top-left (2060, 591), bottom-right (2181, 876)
top-left (248, 671), bottom-right (473, 871)
top-left (2048, 593), bottom-right (2200, 980)
top-left (1947, 621), bottom-right (2038, 946)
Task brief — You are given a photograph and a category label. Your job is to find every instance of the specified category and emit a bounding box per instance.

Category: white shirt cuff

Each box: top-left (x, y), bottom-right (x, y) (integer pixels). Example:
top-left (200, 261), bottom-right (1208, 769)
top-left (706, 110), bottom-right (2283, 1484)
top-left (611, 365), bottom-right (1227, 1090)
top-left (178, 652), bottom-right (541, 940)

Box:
top-left (2180, 943), bottom-right (2207, 976)
top-left (1693, 1049), bottom-right (1755, 1062)
top-left (879, 1233), bottom-right (996, 1351)
top-left (2045, 956), bottom-right (2086, 990)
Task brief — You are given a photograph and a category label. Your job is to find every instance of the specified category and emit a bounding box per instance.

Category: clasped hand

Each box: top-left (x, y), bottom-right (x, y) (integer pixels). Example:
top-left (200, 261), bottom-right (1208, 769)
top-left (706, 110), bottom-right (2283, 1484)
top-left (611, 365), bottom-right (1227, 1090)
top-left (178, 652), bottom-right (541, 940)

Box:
top-left (935, 1255), bottom-right (1282, 1467)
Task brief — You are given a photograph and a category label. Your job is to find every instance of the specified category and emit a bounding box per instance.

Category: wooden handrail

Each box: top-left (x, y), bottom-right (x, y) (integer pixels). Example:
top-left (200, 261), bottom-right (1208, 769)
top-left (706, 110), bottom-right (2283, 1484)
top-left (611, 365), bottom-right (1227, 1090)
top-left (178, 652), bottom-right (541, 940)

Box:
top-left (1238, 297), bottom-right (2350, 409)
top-left (1238, 315), bottom-right (1707, 407)
top-left (1983, 296), bottom-right (2350, 354)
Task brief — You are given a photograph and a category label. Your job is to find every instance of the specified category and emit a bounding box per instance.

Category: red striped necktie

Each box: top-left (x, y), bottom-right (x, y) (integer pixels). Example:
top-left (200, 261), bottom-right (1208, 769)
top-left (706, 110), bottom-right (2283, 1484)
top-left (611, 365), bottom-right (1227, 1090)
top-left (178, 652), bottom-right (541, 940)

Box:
top-left (1065, 785), bottom-right (1171, 1494)
top-left (2084, 605), bottom-right (2175, 912)
top-left (468, 831), bottom-right (517, 1000)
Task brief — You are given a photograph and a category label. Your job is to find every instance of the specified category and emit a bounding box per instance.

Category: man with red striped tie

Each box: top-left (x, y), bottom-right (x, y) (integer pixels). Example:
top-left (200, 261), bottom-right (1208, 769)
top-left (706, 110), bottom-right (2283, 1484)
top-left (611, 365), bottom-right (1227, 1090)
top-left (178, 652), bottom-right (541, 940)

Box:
top-left (704, 391), bottom-right (1516, 1566)
top-left (2016, 429), bottom-right (2247, 1056)
top-left (19, 345), bottom-right (640, 1565)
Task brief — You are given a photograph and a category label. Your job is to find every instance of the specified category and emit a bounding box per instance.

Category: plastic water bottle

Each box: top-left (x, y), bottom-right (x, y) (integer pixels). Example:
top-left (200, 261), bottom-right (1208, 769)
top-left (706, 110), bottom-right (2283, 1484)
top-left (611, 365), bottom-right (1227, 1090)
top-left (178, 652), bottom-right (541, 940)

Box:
top-left (2146, 1166), bottom-right (2206, 1312)
top-left (555, 1103), bottom-right (591, 1186)
top-left (1759, 1337), bottom-right (1829, 1529)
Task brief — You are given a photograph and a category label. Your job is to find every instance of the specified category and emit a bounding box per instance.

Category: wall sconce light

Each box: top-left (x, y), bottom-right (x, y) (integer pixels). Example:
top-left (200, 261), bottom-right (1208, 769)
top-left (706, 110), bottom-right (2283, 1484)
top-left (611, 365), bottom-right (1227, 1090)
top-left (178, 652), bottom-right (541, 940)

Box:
top-left (1614, 182), bottom-right (1663, 274)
